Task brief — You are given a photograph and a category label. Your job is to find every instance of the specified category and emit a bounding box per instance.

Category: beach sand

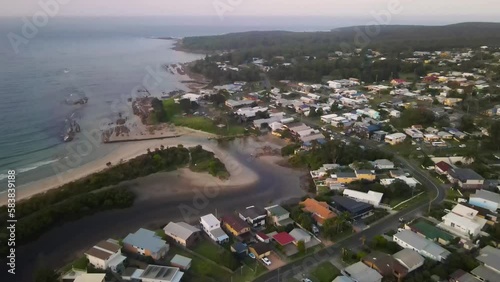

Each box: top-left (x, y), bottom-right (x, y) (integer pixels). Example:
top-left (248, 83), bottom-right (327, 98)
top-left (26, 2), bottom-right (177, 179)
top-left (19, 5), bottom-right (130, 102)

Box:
top-left (0, 128), bottom-right (258, 206)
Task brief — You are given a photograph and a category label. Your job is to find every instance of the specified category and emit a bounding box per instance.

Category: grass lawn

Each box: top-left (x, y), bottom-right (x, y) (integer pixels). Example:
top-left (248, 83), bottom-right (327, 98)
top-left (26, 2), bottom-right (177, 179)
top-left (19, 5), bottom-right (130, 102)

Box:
top-left (232, 260), bottom-right (268, 282)
top-left (167, 245), bottom-right (232, 282)
top-left (392, 192), bottom-right (429, 211)
top-left (309, 261), bottom-right (341, 282)
top-left (446, 188), bottom-right (463, 201)
top-left (192, 240), bottom-right (241, 271)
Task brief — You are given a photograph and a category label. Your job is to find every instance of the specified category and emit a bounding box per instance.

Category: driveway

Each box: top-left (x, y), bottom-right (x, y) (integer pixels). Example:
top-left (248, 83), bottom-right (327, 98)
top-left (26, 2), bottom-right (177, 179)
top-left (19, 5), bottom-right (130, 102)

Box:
top-left (265, 252), bottom-right (287, 270)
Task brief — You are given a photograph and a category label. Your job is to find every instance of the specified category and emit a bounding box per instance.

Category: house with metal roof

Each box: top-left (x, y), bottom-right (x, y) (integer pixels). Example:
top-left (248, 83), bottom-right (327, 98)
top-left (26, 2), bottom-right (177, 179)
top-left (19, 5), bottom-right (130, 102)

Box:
top-left (408, 220), bottom-right (455, 245)
top-left (265, 205), bottom-right (294, 226)
top-left (200, 214), bottom-right (229, 244)
top-left (447, 168), bottom-right (485, 189)
top-left (85, 239), bottom-right (126, 272)
top-left (163, 222), bottom-right (200, 247)
top-left (221, 214), bottom-right (251, 237)
top-left (362, 251), bottom-right (408, 279)
top-left (138, 265), bottom-right (184, 282)
top-left (341, 261), bottom-right (383, 282)
top-left (331, 196), bottom-right (373, 220)
top-left (272, 232), bottom-right (295, 246)
top-left (469, 189), bottom-right (500, 212)
top-left (170, 254), bottom-right (192, 270)
top-left (123, 228), bottom-right (169, 260)
top-left (471, 246), bottom-right (500, 282)
top-left (392, 249), bottom-right (425, 273)
top-left (343, 189), bottom-right (383, 207)
top-left (289, 228), bottom-right (311, 244)
top-left (449, 269), bottom-right (481, 282)
top-left (300, 198), bottom-right (336, 226)
top-left (238, 206), bottom-right (267, 228)
top-left (441, 204), bottom-right (487, 237)
top-left (393, 230), bottom-right (450, 261)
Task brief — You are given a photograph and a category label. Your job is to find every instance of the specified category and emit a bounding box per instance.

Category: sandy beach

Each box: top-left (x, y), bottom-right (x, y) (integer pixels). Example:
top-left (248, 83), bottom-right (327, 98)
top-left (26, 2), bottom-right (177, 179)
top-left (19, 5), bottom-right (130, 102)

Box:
top-left (0, 128), bottom-right (259, 206)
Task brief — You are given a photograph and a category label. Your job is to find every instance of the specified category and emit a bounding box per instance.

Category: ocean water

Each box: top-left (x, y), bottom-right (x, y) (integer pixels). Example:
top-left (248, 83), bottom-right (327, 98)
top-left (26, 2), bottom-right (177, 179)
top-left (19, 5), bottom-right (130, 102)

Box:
top-left (0, 17), bottom-right (337, 190)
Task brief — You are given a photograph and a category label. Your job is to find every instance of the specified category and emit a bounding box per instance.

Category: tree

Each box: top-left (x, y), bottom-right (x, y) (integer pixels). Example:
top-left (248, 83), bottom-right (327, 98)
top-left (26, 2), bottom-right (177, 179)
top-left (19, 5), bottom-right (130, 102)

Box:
top-left (298, 213), bottom-right (313, 231)
top-left (297, 240), bottom-right (306, 254)
top-left (34, 267), bottom-right (59, 282)
top-left (459, 115), bottom-right (475, 132)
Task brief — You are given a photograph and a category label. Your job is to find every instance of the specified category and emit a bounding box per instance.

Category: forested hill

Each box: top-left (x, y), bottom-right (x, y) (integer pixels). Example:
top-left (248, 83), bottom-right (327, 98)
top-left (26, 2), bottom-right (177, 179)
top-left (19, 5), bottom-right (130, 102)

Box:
top-left (180, 22), bottom-right (500, 54)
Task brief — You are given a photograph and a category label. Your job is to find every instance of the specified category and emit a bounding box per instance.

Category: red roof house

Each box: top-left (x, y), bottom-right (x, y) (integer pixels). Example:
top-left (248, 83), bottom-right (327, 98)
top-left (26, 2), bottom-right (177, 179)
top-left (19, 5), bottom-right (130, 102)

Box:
top-left (435, 161), bottom-right (452, 175)
top-left (272, 232), bottom-right (295, 246)
top-left (256, 232), bottom-right (270, 243)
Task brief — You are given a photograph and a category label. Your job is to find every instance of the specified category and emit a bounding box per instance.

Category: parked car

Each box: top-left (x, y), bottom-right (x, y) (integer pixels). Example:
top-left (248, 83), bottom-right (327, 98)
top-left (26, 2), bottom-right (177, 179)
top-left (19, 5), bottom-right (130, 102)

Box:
top-left (261, 257), bottom-right (271, 266)
top-left (302, 279), bottom-right (313, 282)
top-left (248, 253), bottom-right (256, 259)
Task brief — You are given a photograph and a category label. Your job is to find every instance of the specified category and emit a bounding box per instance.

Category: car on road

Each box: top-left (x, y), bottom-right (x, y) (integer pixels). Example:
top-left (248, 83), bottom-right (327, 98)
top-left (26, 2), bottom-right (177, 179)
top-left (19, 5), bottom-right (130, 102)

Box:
top-left (301, 279), bottom-right (313, 282)
top-left (261, 257), bottom-right (271, 266)
top-left (248, 253), bottom-right (256, 259)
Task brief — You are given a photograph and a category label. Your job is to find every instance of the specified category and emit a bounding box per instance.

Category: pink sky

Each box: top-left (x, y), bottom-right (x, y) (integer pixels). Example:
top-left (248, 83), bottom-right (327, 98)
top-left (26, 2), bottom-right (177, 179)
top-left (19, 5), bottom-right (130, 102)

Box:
top-left (3, 0), bottom-right (499, 21)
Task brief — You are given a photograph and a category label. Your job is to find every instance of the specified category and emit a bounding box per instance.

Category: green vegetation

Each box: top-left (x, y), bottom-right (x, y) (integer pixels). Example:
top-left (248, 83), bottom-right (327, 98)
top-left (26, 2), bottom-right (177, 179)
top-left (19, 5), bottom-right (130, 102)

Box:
top-left (369, 235), bottom-right (401, 254)
top-left (309, 262), bottom-right (340, 282)
top-left (189, 145), bottom-right (229, 179)
top-left (192, 240), bottom-right (240, 271)
top-left (34, 267), bottom-right (59, 282)
top-left (288, 140), bottom-right (392, 170)
top-left (0, 145), bottom-right (228, 256)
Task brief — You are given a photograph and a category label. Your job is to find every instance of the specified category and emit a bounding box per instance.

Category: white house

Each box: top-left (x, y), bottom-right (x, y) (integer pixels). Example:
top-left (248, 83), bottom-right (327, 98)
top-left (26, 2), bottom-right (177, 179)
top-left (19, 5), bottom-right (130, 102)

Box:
top-left (371, 159), bottom-right (395, 170)
top-left (321, 114), bottom-right (338, 123)
top-left (385, 133), bottom-right (407, 145)
top-left (181, 93), bottom-right (202, 102)
top-left (380, 176), bottom-right (420, 188)
top-left (200, 214), bottom-right (229, 244)
top-left (390, 110), bottom-right (401, 118)
top-left (469, 190), bottom-right (500, 212)
top-left (393, 230), bottom-right (450, 261)
top-left (441, 204), bottom-right (487, 237)
top-left (404, 128), bottom-right (424, 139)
top-left (85, 239), bottom-right (126, 272)
top-left (343, 189), bottom-right (383, 207)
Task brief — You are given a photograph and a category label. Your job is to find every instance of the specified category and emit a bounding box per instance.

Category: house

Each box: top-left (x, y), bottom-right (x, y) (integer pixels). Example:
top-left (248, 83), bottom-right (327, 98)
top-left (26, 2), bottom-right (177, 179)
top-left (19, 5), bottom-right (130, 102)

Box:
top-left (435, 161), bottom-right (452, 175)
top-left (390, 110), bottom-right (401, 118)
top-left (469, 190), bottom-right (500, 212)
top-left (441, 204), bottom-right (487, 237)
top-left (84, 239), bottom-right (126, 272)
top-left (249, 242), bottom-right (271, 259)
top-left (238, 206), bottom-right (267, 228)
top-left (138, 265), bottom-right (184, 282)
top-left (371, 130), bottom-right (387, 142)
top-left (231, 242), bottom-right (248, 257)
top-left (447, 168), bottom-right (485, 189)
top-left (331, 196), bottom-right (373, 220)
top-left (265, 205), bottom-right (293, 226)
top-left (289, 228), bottom-right (312, 244)
top-left (341, 261), bottom-right (383, 282)
top-left (392, 249), bottom-right (425, 273)
top-left (437, 131), bottom-right (453, 140)
top-left (200, 214), bottom-right (229, 244)
top-left (449, 269), bottom-right (482, 282)
top-left (355, 170), bottom-right (376, 182)
top-left (300, 198), bottom-right (336, 226)
top-left (371, 159), bottom-right (395, 170)
top-left (404, 128), bottom-right (424, 139)
top-left (381, 176), bottom-right (420, 188)
top-left (170, 254), bottom-right (192, 270)
top-left (163, 222), bottom-right (201, 247)
top-left (272, 232), bottom-right (296, 246)
top-left (256, 231), bottom-right (270, 243)
top-left (471, 246), bottom-right (500, 282)
top-left (71, 273), bottom-right (106, 282)
top-left (408, 220), bottom-right (455, 245)
top-left (362, 251), bottom-right (408, 279)
top-left (385, 133), bottom-right (407, 145)
top-left (335, 172), bottom-right (358, 184)
top-left (393, 230), bottom-right (450, 261)
top-left (123, 228), bottom-right (169, 260)
top-left (343, 189), bottom-right (383, 207)
top-left (221, 214), bottom-right (251, 237)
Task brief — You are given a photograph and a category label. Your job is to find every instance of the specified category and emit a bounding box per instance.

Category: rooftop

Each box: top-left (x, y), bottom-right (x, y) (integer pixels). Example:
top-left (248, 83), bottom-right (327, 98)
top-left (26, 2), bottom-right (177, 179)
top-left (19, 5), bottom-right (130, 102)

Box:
top-left (394, 230), bottom-right (450, 259)
top-left (251, 242), bottom-right (271, 255)
top-left (139, 265), bottom-right (183, 282)
top-left (289, 228), bottom-right (311, 242)
top-left (123, 228), bottom-right (166, 253)
top-left (343, 261), bottom-right (383, 282)
top-left (73, 273), bottom-right (106, 282)
top-left (471, 190), bottom-right (500, 204)
top-left (410, 220), bottom-right (455, 242)
top-left (170, 255), bottom-right (192, 268)
top-left (163, 222), bottom-right (200, 241)
top-left (448, 168), bottom-right (484, 181)
top-left (272, 232), bottom-right (296, 246)
top-left (392, 249), bottom-right (425, 271)
top-left (200, 214), bottom-right (220, 227)
top-left (476, 246), bottom-right (500, 271)
top-left (239, 206), bottom-right (266, 219)
top-left (265, 205), bottom-right (289, 217)
top-left (331, 195), bottom-right (373, 215)
top-left (221, 214), bottom-right (250, 232)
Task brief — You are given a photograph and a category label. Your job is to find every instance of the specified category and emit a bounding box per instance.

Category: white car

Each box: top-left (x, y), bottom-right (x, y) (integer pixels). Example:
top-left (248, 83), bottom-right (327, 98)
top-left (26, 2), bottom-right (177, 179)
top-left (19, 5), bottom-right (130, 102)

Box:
top-left (261, 257), bottom-right (271, 266)
top-left (459, 144), bottom-right (467, 148)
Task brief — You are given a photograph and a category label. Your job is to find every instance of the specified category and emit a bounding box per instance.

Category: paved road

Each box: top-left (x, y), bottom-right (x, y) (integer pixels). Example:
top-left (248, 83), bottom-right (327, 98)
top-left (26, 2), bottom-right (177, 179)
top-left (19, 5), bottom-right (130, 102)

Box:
top-left (254, 119), bottom-right (447, 282)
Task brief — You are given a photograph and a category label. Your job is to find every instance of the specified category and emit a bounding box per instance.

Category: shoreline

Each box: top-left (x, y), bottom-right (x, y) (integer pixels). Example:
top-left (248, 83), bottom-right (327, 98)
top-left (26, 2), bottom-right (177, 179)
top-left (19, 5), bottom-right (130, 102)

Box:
top-left (0, 129), bottom-right (259, 207)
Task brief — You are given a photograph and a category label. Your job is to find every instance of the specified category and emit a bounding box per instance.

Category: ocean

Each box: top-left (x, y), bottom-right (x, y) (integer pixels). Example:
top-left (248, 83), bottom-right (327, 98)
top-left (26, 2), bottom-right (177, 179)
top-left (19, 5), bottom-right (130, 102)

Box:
top-left (0, 16), bottom-right (336, 190)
